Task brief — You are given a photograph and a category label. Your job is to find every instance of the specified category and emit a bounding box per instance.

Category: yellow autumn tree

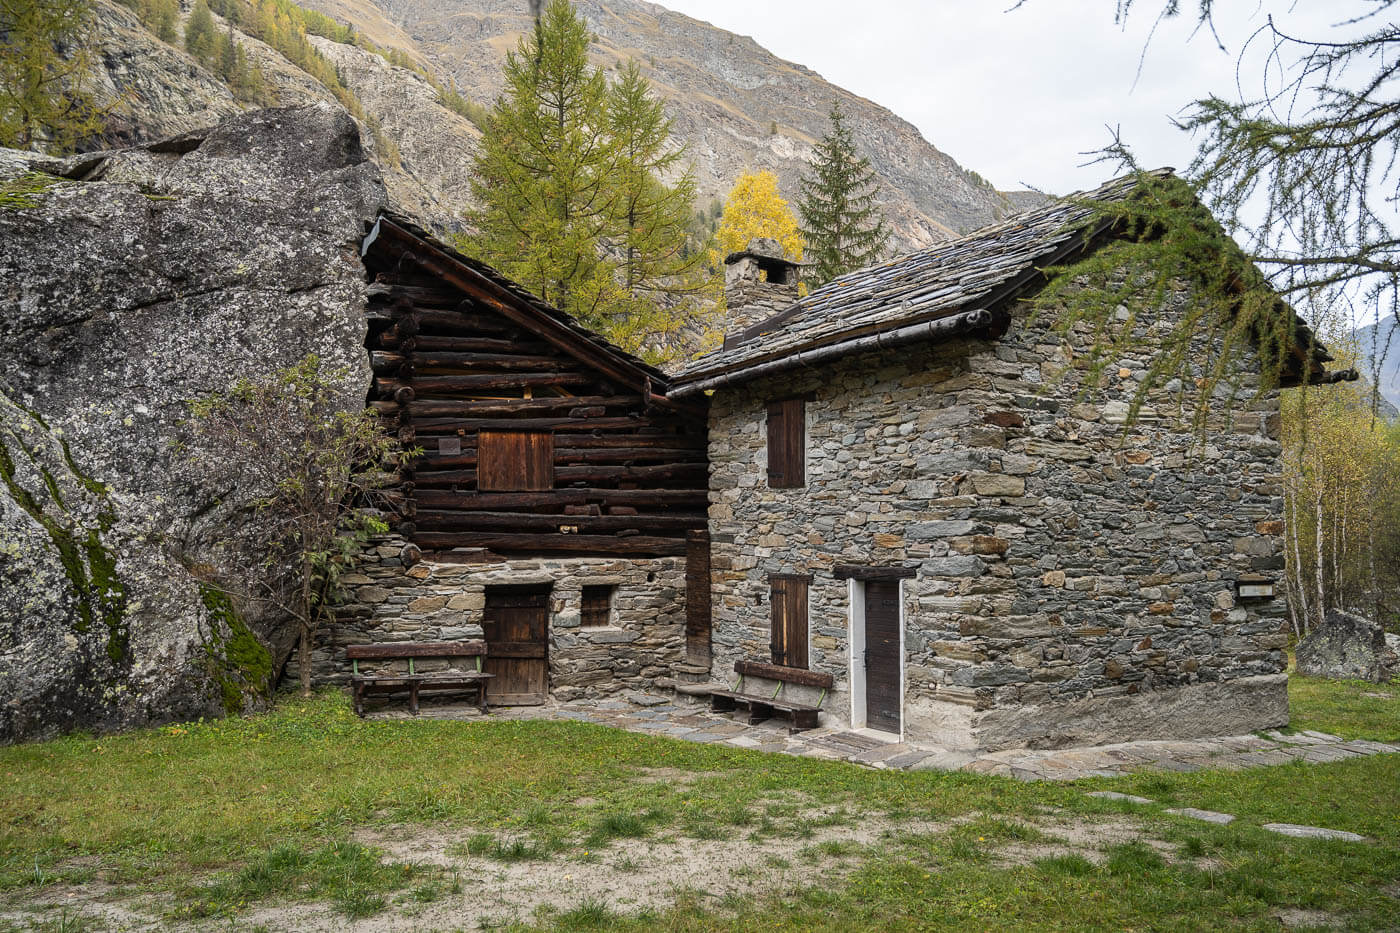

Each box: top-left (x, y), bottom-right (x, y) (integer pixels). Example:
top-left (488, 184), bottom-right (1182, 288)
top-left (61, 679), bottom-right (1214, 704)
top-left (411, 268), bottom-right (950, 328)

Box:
top-left (713, 170), bottom-right (805, 264)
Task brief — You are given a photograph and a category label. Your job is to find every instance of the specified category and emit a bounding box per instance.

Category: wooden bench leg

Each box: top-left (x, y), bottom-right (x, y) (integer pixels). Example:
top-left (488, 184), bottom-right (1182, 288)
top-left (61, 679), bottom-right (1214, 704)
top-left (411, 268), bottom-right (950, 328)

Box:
top-left (409, 681), bottom-right (420, 715)
top-left (477, 682), bottom-right (488, 714)
top-left (711, 694), bottom-right (737, 713)
top-left (353, 682), bottom-right (364, 717)
top-left (748, 701), bottom-right (773, 725)
top-left (790, 709), bottom-right (819, 732)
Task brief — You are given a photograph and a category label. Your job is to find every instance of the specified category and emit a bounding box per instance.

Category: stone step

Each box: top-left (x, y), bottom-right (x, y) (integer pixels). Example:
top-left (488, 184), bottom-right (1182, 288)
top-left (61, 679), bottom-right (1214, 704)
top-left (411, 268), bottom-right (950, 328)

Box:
top-left (672, 662), bottom-right (712, 684)
top-left (672, 681), bottom-right (716, 706)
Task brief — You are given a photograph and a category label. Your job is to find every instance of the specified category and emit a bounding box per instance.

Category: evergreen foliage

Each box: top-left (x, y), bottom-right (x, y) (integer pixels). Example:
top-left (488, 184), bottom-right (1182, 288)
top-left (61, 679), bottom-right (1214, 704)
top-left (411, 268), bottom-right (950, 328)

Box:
top-left (0, 0), bottom-right (104, 152)
top-left (181, 1), bottom-right (267, 103)
top-left (797, 102), bottom-right (889, 286)
top-left (462, 0), bottom-right (711, 356)
top-left (714, 169), bottom-right (804, 264)
top-left (467, 0), bottom-right (615, 326)
top-left (605, 59), bottom-right (711, 341)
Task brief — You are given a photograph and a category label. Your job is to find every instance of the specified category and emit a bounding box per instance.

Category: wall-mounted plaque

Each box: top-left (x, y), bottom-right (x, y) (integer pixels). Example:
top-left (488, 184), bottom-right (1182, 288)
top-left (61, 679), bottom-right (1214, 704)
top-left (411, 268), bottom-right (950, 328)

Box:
top-left (438, 436), bottom-right (462, 457)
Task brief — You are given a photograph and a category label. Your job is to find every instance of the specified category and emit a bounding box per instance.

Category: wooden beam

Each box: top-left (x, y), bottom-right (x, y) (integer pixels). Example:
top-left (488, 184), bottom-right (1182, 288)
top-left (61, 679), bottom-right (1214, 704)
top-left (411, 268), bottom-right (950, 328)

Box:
top-left (412, 531), bottom-right (688, 556)
top-left (406, 416), bottom-right (654, 434)
top-left (347, 641), bottom-right (486, 659)
top-left (377, 373), bottom-right (596, 394)
top-left (832, 564), bottom-right (919, 581)
top-left (553, 462), bottom-right (707, 484)
top-left (402, 397), bottom-right (639, 418)
top-left (415, 510), bottom-right (705, 533)
top-left (734, 660), bottom-right (835, 689)
top-left (410, 488), bottom-right (709, 510)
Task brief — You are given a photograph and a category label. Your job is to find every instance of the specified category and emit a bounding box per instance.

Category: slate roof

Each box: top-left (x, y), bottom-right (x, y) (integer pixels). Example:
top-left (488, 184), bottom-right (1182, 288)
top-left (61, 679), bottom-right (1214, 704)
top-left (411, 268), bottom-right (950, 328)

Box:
top-left (674, 168), bottom-right (1339, 393)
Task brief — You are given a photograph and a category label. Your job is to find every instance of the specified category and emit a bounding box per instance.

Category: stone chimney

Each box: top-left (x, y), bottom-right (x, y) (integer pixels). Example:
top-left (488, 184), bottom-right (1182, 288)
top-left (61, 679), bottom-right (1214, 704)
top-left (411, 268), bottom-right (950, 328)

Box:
top-left (723, 237), bottom-right (802, 343)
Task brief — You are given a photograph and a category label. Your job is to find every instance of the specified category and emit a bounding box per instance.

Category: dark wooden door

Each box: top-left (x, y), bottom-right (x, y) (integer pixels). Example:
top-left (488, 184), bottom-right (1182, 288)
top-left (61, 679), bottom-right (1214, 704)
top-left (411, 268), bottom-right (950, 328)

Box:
top-left (482, 587), bottom-right (550, 705)
top-left (864, 580), bottom-right (901, 733)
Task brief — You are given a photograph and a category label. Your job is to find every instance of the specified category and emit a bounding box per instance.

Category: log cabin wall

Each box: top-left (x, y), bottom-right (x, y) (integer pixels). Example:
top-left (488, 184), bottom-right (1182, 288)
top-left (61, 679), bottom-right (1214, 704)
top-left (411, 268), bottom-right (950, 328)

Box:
top-left (305, 218), bottom-right (713, 703)
top-left (361, 217), bottom-right (710, 559)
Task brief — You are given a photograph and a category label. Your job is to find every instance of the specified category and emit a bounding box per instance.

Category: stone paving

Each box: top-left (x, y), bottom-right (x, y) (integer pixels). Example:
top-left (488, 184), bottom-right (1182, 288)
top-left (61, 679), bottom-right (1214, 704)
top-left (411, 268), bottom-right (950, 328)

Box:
top-left (367, 691), bottom-right (1400, 783)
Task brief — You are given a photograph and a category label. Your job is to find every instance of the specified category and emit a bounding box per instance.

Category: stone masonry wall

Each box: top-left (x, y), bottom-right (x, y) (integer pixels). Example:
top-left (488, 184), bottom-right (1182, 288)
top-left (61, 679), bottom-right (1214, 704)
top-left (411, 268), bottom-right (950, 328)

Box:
top-left (295, 535), bottom-right (687, 701)
top-left (708, 288), bottom-right (1290, 749)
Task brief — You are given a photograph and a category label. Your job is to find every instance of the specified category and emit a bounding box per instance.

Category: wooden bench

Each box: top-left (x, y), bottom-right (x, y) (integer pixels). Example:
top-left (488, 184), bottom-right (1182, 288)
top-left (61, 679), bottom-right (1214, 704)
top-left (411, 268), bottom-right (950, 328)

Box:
top-left (347, 641), bottom-right (493, 716)
top-left (710, 660), bottom-right (835, 731)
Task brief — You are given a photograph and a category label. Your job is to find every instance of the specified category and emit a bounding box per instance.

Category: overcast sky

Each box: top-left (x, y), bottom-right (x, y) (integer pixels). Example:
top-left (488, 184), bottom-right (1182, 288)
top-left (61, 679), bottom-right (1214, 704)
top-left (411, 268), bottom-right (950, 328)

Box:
top-left (658, 1), bottom-right (1369, 195)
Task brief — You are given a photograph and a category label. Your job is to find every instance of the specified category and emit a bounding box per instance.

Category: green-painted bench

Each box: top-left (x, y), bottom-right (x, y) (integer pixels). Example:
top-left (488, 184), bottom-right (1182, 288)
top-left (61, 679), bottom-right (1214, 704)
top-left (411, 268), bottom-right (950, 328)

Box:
top-left (347, 641), bottom-right (491, 716)
top-left (710, 660), bottom-right (834, 731)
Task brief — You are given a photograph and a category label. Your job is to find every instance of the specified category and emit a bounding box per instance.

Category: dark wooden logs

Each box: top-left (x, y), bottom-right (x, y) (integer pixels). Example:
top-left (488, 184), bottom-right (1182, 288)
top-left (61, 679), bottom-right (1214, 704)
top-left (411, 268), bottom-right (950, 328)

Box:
top-left (404, 397), bottom-right (638, 418)
top-left (409, 489), bottom-right (708, 510)
top-left (415, 510), bottom-right (706, 533)
top-left (377, 373), bottom-right (596, 395)
top-left (412, 532), bottom-right (688, 556)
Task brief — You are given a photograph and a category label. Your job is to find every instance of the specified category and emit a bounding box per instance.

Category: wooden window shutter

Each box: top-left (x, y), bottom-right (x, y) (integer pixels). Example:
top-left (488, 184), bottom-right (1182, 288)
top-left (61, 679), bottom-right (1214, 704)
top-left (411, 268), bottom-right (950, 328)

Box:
top-left (769, 574), bottom-right (810, 669)
top-left (766, 399), bottom-right (805, 489)
top-left (479, 430), bottom-right (554, 492)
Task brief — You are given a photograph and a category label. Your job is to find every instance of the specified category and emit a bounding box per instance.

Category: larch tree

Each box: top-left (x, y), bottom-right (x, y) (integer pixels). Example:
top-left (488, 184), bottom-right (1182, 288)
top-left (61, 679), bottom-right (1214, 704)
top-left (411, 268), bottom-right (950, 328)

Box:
top-left (1016, 0), bottom-right (1400, 421)
top-left (464, 1), bottom-right (708, 357)
top-left (603, 59), bottom-right (714, 350)
top-left (465, 0), bottom-right (619, 329)
top-left (798, 102), bottom-right (889, 287)
top-left (714, 169), bottom-right (805, 264)
top-left (0, 0), bottom-right (103, 152)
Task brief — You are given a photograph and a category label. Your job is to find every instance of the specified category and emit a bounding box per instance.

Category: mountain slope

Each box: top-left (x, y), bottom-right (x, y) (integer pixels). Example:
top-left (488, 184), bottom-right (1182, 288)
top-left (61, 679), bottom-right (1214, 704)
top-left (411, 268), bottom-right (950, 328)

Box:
top-left (1356, 315), bottom-right (1400, 416)
top-left (84, 0), bottom-right (1040, 252)
top-left (294, 0), bottom-right (1032, 251)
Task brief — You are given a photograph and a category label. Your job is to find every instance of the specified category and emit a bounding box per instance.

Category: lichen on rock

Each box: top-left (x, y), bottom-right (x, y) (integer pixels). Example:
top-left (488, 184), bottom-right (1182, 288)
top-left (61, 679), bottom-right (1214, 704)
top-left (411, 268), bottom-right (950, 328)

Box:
top-left (0, 104), bottom-right (386, 743)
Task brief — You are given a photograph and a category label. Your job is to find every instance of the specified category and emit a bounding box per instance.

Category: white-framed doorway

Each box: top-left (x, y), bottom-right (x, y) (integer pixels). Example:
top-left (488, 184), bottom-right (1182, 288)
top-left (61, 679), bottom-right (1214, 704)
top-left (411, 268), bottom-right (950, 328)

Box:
top-left (847, 577), bottom-right (905, 740)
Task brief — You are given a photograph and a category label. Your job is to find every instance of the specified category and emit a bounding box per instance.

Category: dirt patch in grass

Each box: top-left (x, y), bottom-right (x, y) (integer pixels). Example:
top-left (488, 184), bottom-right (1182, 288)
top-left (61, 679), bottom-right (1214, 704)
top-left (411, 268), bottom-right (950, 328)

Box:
top-left (632, 766), bottom-right (726, 787)
top-left (1273, 907), bottom-right (1347, 929)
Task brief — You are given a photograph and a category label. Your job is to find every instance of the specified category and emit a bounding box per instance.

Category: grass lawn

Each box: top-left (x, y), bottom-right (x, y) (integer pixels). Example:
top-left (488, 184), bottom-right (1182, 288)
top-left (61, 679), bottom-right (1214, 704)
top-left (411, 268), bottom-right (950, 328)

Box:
top-left (0, 673), bottom-right (1395, 931)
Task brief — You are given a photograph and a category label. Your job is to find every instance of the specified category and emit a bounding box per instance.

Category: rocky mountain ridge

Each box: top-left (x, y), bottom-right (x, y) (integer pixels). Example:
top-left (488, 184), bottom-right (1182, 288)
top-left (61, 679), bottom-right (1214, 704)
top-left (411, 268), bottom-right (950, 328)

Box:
top-left (86, 0), bottom-right (1039, 250)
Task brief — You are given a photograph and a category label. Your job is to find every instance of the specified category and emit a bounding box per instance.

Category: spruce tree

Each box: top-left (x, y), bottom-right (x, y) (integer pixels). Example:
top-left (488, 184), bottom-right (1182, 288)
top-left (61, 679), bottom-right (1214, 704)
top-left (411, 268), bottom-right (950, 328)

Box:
top-left (184, 0), bottom-right (218, 64)
top-left (465, 0), bottom-right (618, 327)
top-left (797, 102), bottom-right (889, 287)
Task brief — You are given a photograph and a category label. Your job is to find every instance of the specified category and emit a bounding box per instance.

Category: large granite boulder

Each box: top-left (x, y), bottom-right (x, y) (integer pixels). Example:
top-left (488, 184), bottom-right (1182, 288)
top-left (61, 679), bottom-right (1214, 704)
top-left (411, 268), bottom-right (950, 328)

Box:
top-left (0, 104), bottom-right (385, 743)
top-left (1296, 609), bottom-right (1396, 683)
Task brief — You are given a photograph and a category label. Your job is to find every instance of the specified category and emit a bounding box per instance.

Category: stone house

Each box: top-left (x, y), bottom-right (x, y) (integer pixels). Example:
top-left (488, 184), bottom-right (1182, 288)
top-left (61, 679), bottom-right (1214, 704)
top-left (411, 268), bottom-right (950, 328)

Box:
top-left (670, 171), bottom-right (1347, 749)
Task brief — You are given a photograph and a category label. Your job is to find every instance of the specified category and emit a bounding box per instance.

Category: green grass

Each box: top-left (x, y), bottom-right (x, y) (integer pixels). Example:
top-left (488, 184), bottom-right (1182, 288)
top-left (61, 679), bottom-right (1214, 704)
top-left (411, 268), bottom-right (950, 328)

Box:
top-left (0, 676), bottom-right (1395, 929)
top-left (1289, 673), bottom-right (1399, 741)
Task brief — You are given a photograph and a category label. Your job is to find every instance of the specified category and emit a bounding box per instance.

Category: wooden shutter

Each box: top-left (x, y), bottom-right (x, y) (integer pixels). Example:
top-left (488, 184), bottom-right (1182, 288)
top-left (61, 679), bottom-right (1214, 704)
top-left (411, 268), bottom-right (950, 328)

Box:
top-left (766, 399), bottom-right (805, 488)
top-left (580, 585), bottom-right (613, 628)
top-left (479, 430), bottom-right (554, 492)
top-left (769, 574), bottom-right (810, 669)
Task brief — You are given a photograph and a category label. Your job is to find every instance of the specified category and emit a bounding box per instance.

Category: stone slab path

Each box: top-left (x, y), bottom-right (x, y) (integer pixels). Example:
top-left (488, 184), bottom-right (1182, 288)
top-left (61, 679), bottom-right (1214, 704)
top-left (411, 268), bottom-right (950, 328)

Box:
top-left (367, 692), bottom-right (1400, 783)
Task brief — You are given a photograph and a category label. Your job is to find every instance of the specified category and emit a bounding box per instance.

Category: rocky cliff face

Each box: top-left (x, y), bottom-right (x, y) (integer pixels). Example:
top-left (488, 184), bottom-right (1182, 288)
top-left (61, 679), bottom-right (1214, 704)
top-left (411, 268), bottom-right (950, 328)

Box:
top-left (0, 105), bottom-right (384, 743)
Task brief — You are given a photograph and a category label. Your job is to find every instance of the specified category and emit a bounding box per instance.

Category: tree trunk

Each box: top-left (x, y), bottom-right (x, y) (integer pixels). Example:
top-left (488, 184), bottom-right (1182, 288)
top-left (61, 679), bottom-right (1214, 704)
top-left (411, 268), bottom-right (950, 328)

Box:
top-left (1310, 487), bottom-right (1321, 624)
top-left (299, 622), bottom-right (312, 697)
top-left (1284, 481), bottom-right (1309, 638)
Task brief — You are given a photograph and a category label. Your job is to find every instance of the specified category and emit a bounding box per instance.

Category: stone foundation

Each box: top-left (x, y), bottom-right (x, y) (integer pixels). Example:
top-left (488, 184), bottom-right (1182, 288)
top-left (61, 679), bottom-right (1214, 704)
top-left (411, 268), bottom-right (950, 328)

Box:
top-left (905, 674), bottom-right (1289, 751)
top-left (293, 536), bottom-right (688, 701)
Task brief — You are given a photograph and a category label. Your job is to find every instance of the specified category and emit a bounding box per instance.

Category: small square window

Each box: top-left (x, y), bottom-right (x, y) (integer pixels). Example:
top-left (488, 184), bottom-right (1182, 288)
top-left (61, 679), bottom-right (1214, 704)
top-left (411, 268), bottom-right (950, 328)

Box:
top-left (581, 585), bottom-right (615, 628)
